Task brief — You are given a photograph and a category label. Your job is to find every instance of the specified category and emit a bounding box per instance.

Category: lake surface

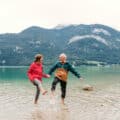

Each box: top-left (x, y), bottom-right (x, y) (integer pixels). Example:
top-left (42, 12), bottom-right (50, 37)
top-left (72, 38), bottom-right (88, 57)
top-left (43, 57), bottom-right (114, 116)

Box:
top-left (0, 65), bottom-right (120, 120)
top-left (0, 65), bottom-right (120, 88)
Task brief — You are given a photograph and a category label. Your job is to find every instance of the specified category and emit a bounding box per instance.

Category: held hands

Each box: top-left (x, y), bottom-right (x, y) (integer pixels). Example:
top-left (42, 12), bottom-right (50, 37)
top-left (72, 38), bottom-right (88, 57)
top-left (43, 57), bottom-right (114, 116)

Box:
top-left (79, 77), bottom-right (84, 81)
top-left (46, 74), bottom-right (51, 78)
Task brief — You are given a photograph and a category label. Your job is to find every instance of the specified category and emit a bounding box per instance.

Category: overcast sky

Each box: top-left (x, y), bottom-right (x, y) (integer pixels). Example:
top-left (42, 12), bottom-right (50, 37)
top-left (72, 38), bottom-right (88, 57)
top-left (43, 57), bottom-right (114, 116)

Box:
top-left (0, 0), bottom-right (120, 33)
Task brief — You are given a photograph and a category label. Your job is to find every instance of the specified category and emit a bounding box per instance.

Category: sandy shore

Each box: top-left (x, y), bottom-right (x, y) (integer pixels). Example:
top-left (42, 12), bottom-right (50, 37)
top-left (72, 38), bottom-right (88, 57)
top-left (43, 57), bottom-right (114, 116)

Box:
top-left (0, 82), bottom-right (120, 120)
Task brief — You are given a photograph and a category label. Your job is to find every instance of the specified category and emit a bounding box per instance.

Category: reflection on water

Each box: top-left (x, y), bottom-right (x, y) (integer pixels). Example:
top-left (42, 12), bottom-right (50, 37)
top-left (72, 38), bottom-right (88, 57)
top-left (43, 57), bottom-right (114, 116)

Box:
top-left (0, 66), bottom-right (120, 120)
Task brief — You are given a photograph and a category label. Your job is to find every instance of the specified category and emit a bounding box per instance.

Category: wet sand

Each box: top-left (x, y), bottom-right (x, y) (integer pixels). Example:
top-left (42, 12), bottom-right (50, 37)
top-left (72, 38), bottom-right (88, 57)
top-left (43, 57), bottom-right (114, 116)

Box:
top-left (0, 81), bottom-right (120, 120)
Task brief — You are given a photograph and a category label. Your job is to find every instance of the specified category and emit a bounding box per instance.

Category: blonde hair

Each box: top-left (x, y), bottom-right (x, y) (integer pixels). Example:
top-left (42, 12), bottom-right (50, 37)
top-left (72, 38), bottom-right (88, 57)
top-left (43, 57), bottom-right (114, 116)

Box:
top-left (34, 54), bottom-right (43, 62)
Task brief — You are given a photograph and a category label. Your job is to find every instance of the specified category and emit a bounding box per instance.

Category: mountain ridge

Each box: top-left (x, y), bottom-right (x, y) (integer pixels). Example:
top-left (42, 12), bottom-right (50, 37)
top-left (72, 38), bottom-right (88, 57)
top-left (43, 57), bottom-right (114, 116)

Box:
top-left (0, 24), bottom-right (120, 65)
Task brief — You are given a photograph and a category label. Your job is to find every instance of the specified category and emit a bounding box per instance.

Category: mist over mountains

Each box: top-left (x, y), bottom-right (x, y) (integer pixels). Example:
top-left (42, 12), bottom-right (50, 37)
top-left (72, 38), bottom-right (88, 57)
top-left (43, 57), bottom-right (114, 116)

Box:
top-left (0, 24), bottom-right (120, 66)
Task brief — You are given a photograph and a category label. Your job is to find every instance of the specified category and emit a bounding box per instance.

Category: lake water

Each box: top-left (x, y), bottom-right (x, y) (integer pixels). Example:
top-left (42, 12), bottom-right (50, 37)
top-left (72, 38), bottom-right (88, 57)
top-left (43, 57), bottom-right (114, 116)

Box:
top-left (0, 65), bottom-right (120, 120)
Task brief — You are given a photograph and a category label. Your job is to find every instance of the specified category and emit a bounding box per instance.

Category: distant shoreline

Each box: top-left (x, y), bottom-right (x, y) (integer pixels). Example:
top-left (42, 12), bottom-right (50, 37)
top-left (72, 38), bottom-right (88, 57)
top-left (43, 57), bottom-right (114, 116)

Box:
top-left (0, 64), bottom-right (120, 68)
top-left (0, 66), bottom-right (28, 68)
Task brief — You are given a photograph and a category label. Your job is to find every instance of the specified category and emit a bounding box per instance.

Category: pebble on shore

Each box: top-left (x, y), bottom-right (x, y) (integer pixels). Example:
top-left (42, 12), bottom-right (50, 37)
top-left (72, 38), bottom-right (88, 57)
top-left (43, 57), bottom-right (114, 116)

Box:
top-left (82, 84), bottom-right (93, 91)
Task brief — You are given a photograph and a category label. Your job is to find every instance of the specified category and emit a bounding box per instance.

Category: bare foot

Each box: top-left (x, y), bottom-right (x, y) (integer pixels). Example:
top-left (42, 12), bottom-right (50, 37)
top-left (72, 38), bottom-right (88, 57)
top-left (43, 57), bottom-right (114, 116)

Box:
top-left (42, 90), bottom-right (47, 95)
top-left (51, 90), bottom-right (55, 97)
top-left (61, 98), bottom-right (65, 105)
top-left (60, 102), bottom-right (68, 110)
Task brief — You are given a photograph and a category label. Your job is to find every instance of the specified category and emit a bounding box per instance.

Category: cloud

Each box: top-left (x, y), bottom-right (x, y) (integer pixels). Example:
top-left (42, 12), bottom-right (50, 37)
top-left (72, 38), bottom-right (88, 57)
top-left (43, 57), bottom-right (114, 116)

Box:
top-left (0, 0), bottom-right (120, 33)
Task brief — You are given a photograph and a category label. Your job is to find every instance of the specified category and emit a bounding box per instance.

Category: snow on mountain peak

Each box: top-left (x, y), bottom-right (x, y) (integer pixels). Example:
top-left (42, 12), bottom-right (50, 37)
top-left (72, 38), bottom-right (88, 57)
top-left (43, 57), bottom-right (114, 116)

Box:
top-left (92, 28), bottom-right (111, 36)
top-left (13, 46), bottom-right (23, 53)
top-left (116, 39), bottom-right (120, 42)
top-left (54, 24), bottom-right (73, 30)
top-left (68, 35), bottom-right (108, 46)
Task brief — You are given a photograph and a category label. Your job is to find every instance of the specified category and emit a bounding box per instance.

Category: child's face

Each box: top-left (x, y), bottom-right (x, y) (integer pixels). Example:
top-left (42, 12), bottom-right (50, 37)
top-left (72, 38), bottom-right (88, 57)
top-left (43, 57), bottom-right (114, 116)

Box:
top-left (59, 56), bottom-right (66, 63)
top-left (40, 57), bottom-right (43, 62)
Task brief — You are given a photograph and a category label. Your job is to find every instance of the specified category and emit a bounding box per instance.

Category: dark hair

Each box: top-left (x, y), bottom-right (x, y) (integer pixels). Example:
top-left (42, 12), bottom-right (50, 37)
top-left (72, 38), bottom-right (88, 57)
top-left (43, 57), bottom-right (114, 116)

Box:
top-left (34, 54), bottom-right (43, 62)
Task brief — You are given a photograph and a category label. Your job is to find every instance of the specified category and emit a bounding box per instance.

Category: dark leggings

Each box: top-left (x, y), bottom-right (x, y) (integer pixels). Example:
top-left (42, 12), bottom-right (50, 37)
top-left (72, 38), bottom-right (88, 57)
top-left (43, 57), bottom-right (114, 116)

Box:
top-left (51, 77), bottom-right (67, 99)
top-left (33, 81), bottom-right (40, 102)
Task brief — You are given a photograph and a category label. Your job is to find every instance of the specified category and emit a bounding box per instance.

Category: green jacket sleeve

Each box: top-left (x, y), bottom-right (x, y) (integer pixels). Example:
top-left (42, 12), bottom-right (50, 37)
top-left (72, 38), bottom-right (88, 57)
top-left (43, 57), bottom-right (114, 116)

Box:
top-left (48, 63), bottom-right (58, 75)
top-left (68, 63), bottom-right (81, 78)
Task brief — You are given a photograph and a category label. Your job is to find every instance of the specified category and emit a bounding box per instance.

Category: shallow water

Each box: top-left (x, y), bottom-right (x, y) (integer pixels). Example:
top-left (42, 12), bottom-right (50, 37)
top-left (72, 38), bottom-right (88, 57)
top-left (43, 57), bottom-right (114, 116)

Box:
top-left (0, 65), bottom-right (120, 120)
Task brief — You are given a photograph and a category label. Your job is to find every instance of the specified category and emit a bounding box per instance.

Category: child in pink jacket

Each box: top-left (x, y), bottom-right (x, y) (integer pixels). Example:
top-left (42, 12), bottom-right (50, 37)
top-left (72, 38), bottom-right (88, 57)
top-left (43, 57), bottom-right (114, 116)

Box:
top-left (27, 54), bottom-right (50, 104)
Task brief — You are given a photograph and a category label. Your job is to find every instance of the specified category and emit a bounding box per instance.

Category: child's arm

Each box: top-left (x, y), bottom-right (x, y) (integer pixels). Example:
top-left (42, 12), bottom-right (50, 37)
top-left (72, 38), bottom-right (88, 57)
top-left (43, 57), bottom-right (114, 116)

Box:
top-left (42, 73), bottom-right (50, 78)
top-left (48, 63), bottom-right (58, 75)
top-left (68, 63), bottom-right (81, 78)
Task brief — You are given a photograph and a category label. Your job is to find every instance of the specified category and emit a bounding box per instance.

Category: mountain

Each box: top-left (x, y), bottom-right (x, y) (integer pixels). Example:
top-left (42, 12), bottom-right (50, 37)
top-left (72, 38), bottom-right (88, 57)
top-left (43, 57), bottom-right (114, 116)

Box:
top-left (0, 24), bottom-right (120, 66)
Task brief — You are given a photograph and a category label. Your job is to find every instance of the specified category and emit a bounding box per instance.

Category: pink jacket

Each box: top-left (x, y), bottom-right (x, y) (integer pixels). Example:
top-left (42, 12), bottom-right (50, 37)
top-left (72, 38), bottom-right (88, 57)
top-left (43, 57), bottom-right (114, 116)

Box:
top-left (27, 62), bottom-right (48, 82)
